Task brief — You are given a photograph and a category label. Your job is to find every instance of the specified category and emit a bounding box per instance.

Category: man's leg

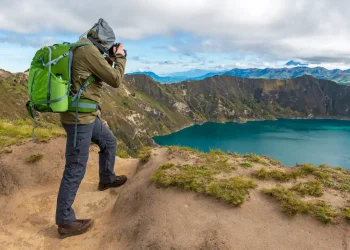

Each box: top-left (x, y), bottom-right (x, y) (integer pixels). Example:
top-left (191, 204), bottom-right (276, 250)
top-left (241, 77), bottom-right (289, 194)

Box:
top-left (91, 118), bottom-right (127, 190)
top-left (56, 122), bottom-right (94, 226)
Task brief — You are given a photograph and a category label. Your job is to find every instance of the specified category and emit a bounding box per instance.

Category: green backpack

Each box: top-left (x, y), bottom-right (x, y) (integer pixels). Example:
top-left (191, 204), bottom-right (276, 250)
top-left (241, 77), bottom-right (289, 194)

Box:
top-left (26, 42), bottom-right (99, 145)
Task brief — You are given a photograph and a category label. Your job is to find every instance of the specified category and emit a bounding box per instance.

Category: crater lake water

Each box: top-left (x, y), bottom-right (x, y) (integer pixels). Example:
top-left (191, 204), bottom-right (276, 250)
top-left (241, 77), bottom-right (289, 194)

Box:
top-left (153, 119), bottom-right (350, 169)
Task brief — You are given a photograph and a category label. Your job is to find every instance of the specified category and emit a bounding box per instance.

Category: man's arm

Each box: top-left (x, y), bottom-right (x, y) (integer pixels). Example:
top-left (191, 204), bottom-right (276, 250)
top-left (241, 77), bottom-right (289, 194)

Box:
top-left (84, 44), bottom-right (126, 88)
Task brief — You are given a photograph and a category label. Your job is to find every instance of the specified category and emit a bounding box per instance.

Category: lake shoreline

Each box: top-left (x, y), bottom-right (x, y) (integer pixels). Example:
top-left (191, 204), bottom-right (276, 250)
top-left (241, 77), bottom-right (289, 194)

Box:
top-left (153, 118), bottom-right (350, 169)
top-left (164, 116), bottom-right (350, 136)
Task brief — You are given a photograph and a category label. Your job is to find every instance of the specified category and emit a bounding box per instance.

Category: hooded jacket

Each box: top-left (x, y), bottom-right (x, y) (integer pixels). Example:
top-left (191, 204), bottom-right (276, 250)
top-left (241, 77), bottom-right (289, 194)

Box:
top-left (60, 37), bottom-right (126, 124)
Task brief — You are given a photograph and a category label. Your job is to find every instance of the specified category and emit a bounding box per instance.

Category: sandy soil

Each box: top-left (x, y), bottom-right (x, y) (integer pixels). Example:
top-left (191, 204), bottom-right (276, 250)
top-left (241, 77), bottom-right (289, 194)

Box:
top-left (0, 139), bottom-right (349, 250)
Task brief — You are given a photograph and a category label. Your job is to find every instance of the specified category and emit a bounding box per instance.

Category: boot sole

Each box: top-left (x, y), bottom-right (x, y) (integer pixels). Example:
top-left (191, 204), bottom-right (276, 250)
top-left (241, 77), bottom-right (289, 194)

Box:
top-left (59, 220), bottom-right (94, 239)
top-left (98, 180), bottom-right (128, 191)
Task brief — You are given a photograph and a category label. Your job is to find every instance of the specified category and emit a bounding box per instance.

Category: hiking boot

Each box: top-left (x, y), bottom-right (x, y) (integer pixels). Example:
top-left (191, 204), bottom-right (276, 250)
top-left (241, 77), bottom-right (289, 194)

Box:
top-left (98, 175), bottom-right (128, 191)
top-left (58, 219), bottom-right (94, 239)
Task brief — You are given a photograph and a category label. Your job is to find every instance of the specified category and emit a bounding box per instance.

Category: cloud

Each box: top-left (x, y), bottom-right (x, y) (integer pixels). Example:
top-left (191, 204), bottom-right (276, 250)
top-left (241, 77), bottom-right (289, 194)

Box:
top-left (0, 33), bottom-right (57, 47)
top-left (2, 0), bottom-right (350, 67)
top-left (153, 45), bottom-right (178, 52)
top-left (159, 60), bottom-right (177, 65)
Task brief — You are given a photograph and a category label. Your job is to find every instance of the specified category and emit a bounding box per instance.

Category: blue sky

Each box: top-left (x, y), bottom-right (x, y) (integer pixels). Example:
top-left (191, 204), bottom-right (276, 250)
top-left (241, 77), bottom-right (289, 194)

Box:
top-left (1, 0), bottom-right (350, 74)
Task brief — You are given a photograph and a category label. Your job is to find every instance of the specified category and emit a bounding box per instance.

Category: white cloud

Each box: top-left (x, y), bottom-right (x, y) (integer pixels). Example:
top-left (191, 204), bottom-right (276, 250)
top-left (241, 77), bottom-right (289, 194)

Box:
top-left (1, 0), bottom-right (350, 68)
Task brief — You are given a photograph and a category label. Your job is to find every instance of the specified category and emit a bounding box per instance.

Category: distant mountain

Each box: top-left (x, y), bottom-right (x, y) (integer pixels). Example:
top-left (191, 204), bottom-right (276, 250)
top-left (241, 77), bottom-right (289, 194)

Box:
top-left (129, 67), bottom-right (350, 85)
top-left (223, 67), bottom-right (350, 85)
top-left (128, 71), bottom-right (187, 83)
top-left (168, 69), bottom-right (218, 78)
top-left (285, 60), bottom-right (308, 66)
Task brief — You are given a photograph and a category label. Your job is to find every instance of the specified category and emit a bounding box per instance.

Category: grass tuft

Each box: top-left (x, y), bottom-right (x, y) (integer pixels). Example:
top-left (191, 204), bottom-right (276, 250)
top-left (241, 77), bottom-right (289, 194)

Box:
top-left (263, 186), bottom-right (308, 216)
top-left (209, 148), bottom-right (225, 155)
top-left (253, 168), bottom-right (300, 181)
top-left (151, 162), bottom-right (256, 206)
top-left (138, 147), bottom-right (152, 163)
top-left (202, 152), bottom-right (236, 173)
top-left (0, 119), bottom-right (65, 148)
top-left (240, 162), bottom-right (253, 168)
top-left (2, 148), bottom-right (12, 154)
top-left (167, 146), bottom-right (201, 154)
top-left (298, 164), bottom-right (318, 174)
top-left (268, 157), bottom-right (282, 166)
top-left (290, 181), bottom-right (323, 197)
top-left (263, 186), bottom-right (338, 223)
top-left (243, 153), bottom-right (270, 166)
top-left (344, 207), bottom-right (350, 221)
top-left (228, 152), bottom-right (240, 158)
top-left (335, 166), bottom-right (345, 171)
top-left (26, 153), bottom-right (44, 164)
top-left (205, 177), bottom-right (257, 205)
top-left (116, 148), bottom-right (129, 159)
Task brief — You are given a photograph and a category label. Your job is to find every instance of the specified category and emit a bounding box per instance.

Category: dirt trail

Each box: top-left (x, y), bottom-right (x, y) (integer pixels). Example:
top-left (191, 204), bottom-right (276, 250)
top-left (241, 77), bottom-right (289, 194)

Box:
top-left (0, 138), bottom-right (139, 250)
top-left (0, 139), bottom-right (349, 250)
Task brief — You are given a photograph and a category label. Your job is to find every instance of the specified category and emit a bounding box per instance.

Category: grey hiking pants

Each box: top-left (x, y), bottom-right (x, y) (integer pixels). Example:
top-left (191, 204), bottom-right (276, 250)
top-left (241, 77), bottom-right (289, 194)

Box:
top-left (56, 118), bottom-right (117, 225)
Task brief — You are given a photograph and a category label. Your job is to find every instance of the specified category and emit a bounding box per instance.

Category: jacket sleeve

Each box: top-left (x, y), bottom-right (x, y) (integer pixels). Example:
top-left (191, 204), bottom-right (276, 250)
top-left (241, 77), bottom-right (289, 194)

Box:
top-left (84, 45), bottom-right (126, 88)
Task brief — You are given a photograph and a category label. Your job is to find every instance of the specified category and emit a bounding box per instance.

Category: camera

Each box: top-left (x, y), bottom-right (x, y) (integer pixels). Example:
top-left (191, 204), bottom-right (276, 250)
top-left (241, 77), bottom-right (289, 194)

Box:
top-left (109, 43), bottom-right (127, 57)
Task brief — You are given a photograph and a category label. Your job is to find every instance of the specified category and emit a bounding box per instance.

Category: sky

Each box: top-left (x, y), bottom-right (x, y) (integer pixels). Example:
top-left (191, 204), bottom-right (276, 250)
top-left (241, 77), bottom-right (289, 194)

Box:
top-left (1, 0), bottom-right (350, 75)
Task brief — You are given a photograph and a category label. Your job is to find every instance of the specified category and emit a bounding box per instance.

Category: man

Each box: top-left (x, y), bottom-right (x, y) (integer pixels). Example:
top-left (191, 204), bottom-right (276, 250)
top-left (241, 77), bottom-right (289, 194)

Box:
top-left (56, 19), bottom-right (127, 239)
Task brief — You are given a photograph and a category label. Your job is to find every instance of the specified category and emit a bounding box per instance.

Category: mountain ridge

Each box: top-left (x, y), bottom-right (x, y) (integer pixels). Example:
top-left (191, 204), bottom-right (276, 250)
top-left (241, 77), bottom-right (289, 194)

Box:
top-left (129, 66), bottom-right (350, 84)
top-left (2, 70), bottom-right (350, 154)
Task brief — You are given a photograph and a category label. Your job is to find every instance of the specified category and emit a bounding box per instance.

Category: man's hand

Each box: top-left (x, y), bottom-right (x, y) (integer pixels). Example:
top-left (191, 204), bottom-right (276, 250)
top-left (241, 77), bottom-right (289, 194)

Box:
top-left (113, 43), bottom-right (125, 57)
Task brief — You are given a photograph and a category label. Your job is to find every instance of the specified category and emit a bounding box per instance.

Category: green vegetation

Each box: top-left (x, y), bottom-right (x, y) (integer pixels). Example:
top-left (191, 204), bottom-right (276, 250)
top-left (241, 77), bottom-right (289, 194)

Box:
top-left (26, 153), bottom-right (44, 164)
top-left (253, 168), bottom-right (300, 181)
top-left (265, 157), bottom-right (282, 166)
top-left (202, 151), bottom-right (236, 172)
top-left (240, 162), bottom-right (253, 168)
top-left (254, 164), bottom-right (350, 191)
top-left (116, 148), bottom-right (129, 158)
top-left (205, 177), bottom-right (257, 205)
top-left (312, 166), bottom-right (350, 191)
top-left (0, 119), bottom-right (65, 148)
top-left (335, 166), bottom-right (345, 171)
top-left (345, 207), bottom-right (350, 221)
top-left (151, 148), bottom-right (350, 224)
top-left (138, 147), bottom-right (152, 163)
top-left (1, 148), bottom-right (12, 154)
top-left (152, 162), bottom-right (256, 206)
top-left (227, 152), bottom-right (240, 158)
top-left (290, 181), bottom-right (323, 197)
top-left (243, 153), bottom-right (270, 166)
top-left (209, 148), bottom-right (225, 155)
top-left (263, 186), bottom-right (339, 224)
top-left (167, 146), bottom-right (201, 153)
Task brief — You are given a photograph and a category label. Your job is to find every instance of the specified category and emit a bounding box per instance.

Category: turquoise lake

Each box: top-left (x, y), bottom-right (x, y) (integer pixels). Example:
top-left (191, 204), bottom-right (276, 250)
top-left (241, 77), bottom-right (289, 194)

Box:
top-left (153, 119), bottom-right (350, 169)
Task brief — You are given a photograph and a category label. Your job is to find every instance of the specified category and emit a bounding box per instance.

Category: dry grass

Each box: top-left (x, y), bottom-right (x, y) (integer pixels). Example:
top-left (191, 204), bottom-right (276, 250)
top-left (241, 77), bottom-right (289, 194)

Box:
top-left (240, 162), bottom-right (253, 168)
top-left (345, 207), bottom-right (350, 221)
top-left (1, 148), bottom-right (12, 154)
top-left (290, 181), bottom-right (323, 197)
top-left (243, 153), bottom-right (270, 166)
top-left (263, 186), bottom-right (339, 224)
top-left (152, 147), bottom-right (350, 224)
top-left (116, 149), bottom-right (129, 159)
top-left (138, 147), bottom-right (152, 163)
top-left (0, 119), bottom-right (65, 148)
top-left (26, 153), bottom-right (44, 164)
top-left (152, 162), bottom-right (256, 206)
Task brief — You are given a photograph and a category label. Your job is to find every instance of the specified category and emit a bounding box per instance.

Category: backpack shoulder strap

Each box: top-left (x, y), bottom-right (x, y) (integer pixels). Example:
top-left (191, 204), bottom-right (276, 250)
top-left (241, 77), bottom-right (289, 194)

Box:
top-left (71, 75), bottom-right (96, 102)
top-left (86, 36), bottom-right (109, 57)
top-left (66, 42), bottom-right (91, 49)
top-left (70, 75), bottom-right (98, 147)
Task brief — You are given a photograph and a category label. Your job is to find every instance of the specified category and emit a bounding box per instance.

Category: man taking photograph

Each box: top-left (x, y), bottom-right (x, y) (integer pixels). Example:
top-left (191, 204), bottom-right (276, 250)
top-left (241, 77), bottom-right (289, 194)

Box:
top-left (56, 19), bottom-right (127, 239)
